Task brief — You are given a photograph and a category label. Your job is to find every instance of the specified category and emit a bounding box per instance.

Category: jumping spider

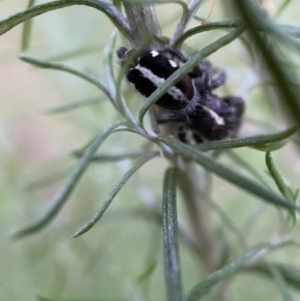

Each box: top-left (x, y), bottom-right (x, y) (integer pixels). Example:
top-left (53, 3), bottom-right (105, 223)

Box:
top-left (117, 46), bottom-right (245, 143)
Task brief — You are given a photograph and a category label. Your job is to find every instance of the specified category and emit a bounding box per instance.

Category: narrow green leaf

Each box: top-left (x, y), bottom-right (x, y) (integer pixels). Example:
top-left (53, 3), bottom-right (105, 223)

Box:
top-left (73, 150), bottom-right (159, 163)
top-left (24, 166), bottom-right (72, 191)
top-left (104, 30), bottom-right (137, 127)
top-left (170, 0), bottom-right (203, 46)
top-left (47, 45), bottom-right (102, 62)
top-left (237, 0), bottom-right (300, 48)
top-left (43, 98), bottom-right (102, 115)
top-left (275, 0), bottom-right (292, 18)
top-left (186, 243), bottom-right (269, 301)
top-left (206, 198), bottom-right (248, 251)
top-left (233, 0), bottom-right (300, 127)
top-left (175, 20), bottom-right (300, 48)
top-left (265, 152), bottom-right (297, 223)
top-left (226, 150), bottom-right (270, 189)
top-left (265, 152), bottom-right (292, 200)
top-left (115, 48), bottom-right (141, 125)
top-left (292, 188), bottom-right (299, 202)
top-left (175, 20), bottom-right (242, 47)
top-left (158, 135), bottom-right (299, 212)
top-left (137, 261), bottom-right (157, 283)
top-left (72, 152), bottom-right (157, 237)
top-left (138, 26), bottom-right (245, 124)
top-left (0, 0), bottom-right (132, 41)
top-left (136, 225), bottom-right (160, 284)
top-left (21, 0), bottom-right (36, 52)
top-left (251, 141), bottom-right (291, 152)
top-left (37, 295), bottom-right (126, 301)
top-left (269, 265), bottom-right (294, 301)
top-left (21, 53), bottom-right (137, 122)
top-left (162, 167), bottom-right (183, 301)
top-left (104, 30), bottom-right (117, 100)
top-left (12, 122), bottom-right (127, 240)
top-left (19, 54), bottom-right (111, 100)
top-left (244, 261), bottom-right (300, 292)
top-left (196, 127), bottom-right (297, 152)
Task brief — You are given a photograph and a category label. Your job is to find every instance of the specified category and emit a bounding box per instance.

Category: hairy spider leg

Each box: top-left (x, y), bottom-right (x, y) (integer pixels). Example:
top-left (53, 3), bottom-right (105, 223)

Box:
top-left (210, 69), bottom-right (227, 90)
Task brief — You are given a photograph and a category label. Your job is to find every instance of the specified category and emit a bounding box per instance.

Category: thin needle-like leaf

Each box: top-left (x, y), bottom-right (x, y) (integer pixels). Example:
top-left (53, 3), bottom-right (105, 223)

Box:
top-left (37, 295), bottom-right (127, 301)
top-left (0, 0), bottom-right (132, 40)
top-left (265, 152), bottom-right (297, 223)
top-left (23, 166), bottom-right (72, 191)
top-left (72, 152), bottom-right (157, 237)
top-left (12, 122), bottom-right (127, 240)
top-left (265, 152), bottom-right (293, 200)
top-left (275, 0), bottom-right (292, 18)
top-left (115, 48), bottom-right (141, 125)
top-left (136, 225), bottom-right (160, 284)
top-left (104, 30), bottom-right (118, 100)
top-left (47, 45), bottom-right (102, 62)
top-left (269, 265), bottom-right (294, 301)
top-left (72, 150), bottom-right (159, 163)
top-left (104, 29), bottom-right (137, 125)
top-left (186, 243), bottom-right (269, 301)
top-left (233, 0), bottom-right (300, 127)
top-left (19, 54), bottom-right (111, 100)
top-left (170, 0), bottom-right (203, 46)
top-left (43, 98), bottom-right (102, 115)
top-left (158, 135), bottom-right (299, 212)
top-left (196, 127), bottom-right (297, 152)
top-left (138, 26), bottom-right (245, 124)
top-left (20, 54), bottom-right (136, 121)
top-left (21, 0), bottom-right (36, 52)
top-left (174, 20), bottom-right (241, 47)
top-left (226, 150), bottom-right (270, 189)
top-left (162, 167), bottom-right (183, 301)
top-left (175, 20), bottom-right (300, 47)
top-left (206, 197), bottom-right (248, 250)
top-left (243, 261), bottom-right (300, 292)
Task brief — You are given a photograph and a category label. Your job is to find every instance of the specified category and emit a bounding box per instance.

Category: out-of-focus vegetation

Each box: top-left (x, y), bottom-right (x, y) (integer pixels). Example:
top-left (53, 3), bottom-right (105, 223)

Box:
top-left (0, 1), bottom-right (300, 301)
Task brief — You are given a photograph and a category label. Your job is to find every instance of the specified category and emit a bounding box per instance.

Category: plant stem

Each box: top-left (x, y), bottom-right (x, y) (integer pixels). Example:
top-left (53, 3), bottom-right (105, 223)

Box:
top-left (177, 161), bottom-right (219, 272)
top-left (122, 3), bottom-right (161, 47)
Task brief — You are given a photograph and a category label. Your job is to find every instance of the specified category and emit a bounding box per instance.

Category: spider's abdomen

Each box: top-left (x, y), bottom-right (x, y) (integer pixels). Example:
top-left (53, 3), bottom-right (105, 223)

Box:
top-left (118, 48), bottom-right (196, 110)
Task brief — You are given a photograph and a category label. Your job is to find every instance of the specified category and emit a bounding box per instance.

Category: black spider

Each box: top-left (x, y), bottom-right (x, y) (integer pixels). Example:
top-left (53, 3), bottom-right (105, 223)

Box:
top-left (117, 46), bottom-right (245, 143)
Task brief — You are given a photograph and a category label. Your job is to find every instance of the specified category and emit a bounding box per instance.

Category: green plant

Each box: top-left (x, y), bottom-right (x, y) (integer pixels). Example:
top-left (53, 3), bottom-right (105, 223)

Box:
top-left (1, 0), bottom-right (300, 300)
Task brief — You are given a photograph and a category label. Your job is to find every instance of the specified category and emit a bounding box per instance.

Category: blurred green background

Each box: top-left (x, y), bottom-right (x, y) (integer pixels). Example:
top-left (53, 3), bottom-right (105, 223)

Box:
top-left (1, 1), bottom-right (300, 300)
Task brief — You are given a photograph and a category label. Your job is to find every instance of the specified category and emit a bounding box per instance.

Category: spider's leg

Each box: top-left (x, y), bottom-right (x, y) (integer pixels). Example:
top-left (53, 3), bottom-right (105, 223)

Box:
top-left (222, 96), bottom-right (245, 134)
top-left (157, 112), bottom-right (187, 124)
top-left (200, 59), bottom-right (212, 73)
top-left (192, 131), bottom-right (204, 144)
top-left (177, 124), bottom-right (189, 143)
top-left (210, 69), bottom-right (227, 89)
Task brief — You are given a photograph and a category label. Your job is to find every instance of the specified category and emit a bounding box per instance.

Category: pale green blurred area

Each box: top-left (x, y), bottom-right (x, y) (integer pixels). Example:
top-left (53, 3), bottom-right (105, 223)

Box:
top-left (1, 1), bottom-right (300, 301)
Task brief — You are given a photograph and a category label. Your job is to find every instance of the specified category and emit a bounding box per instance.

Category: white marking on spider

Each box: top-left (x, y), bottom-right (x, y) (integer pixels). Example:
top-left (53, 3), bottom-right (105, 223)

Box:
top-left (133, 64), bottom-right (191, 103)
top-left (203, 107), bottom-right (225, 125)
top-left (169, 60), bottom-right (177, 68)
top-left (150, 50), bottom-right (159, 57)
